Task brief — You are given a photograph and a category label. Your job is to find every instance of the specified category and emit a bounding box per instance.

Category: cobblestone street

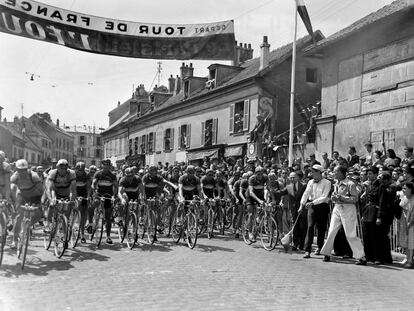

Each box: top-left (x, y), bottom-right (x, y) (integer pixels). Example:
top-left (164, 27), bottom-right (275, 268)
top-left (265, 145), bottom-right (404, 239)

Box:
top-left (1, 230), bottom-right (414, 311)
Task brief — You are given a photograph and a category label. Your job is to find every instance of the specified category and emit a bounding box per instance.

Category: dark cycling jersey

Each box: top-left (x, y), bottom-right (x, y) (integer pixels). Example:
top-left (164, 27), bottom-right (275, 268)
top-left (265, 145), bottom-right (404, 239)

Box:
top-left (94, 170), bottom-right (117, 196)
top-left (142, 174), bottom-right (164, 198)
top-left (248, 174), bottom-right (268, 202)
top-left (179, 174), bottom-right (200, 200)
top-left (76, 170), bottom-right (90, 197)
top-left (48, 169), bottom-right (76, 198)
top-left (215, 178), bottom-right (227, 198)
top-left (168, 174), bottom-right (180, 195)
top-left (119, 175), bottom-right (142, 200)
top-left (201, 176), bottom-right (216, 199)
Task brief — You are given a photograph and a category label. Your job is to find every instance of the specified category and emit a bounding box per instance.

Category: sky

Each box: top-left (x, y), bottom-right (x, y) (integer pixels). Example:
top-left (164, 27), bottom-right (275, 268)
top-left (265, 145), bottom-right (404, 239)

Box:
top-left (0, 0), bottom-right (395, 129)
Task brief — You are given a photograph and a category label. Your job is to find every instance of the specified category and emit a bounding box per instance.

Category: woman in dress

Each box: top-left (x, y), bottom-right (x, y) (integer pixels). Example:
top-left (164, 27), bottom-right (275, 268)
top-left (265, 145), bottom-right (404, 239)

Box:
top-left (399, 182), bottom-right (414, 268)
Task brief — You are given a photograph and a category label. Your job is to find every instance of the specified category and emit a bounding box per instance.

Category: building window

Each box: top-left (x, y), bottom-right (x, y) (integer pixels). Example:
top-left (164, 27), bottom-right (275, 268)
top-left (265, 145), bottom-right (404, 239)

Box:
top-left (370, 129), bottom-right (395, 151)
top-left (229, 99), bottom-right (250, 134)
top-left (306, 68), bottom-right (318, 83)
top-left (95, 149), bottom-right (101, 158)
top-left (38, 154), bottom-right (41, 164)
top-left (31, 153), bottom-right (35, 163)
top-left (147, 132), bottom-right (155, 154)
top-left (202, 119), bottom-right (218, 146)
top-left (140, 135), bottom-right (147, 154)
top-left (96, 136), bottom-right (102, 146)
top-left (79, 135), bottom-right (85, 145)
top-left (179, 124), bottom-right (191, 149)
top-left (164, 128), bottom-right (174, 151)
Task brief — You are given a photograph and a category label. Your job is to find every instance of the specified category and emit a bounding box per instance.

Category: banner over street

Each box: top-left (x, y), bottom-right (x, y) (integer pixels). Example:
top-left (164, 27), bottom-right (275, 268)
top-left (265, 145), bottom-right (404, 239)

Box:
top-left (0, 0), bottom-right (236, 60)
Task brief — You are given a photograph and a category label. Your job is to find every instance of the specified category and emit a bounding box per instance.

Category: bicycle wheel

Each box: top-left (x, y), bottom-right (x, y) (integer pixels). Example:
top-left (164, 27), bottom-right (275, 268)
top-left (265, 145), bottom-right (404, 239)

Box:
top-left (0, 213), bottom-right (6, 266)
top-left (54, 215), bottom-right (68, 258)
top-left (207, 208), bottom-right (215, 239)
top-left (216, 207), bottom-right (225, 235)
top-left (241, 212), bottom-right (252, 245)
top-left (224, 203), bottom-right (233, 230)
top-left (43, 206), bottom-right (54, 250)
top-left (117, 218), bottom-right (126, 243)
top-left (161, 204), bottom-right (172, 237)
top-left (69, 209), bottom-right (81, 248)
top-left (125, 212), bottom-right (138, 249)
top-left (91, 213), bottom-right (104, 247)
top-left (18, 221), bottom-right (31, 269)
top-left (185, 212), bottom-right (198, 249)
top-left (170, 209), bottom-right (182, 243)
top-left (146, 210), bottom-right (156, 244)
top-left (259, 216), bottom-right (278, 251)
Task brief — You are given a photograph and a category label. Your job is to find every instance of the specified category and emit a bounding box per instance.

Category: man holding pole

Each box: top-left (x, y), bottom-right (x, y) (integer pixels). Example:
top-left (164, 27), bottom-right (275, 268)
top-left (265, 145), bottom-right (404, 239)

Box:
top-left (320, 165), bottom-right (367, 265)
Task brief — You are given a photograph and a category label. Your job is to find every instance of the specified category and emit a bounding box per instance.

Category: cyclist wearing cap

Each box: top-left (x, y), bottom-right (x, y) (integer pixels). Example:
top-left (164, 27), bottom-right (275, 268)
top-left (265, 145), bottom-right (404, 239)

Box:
top-left (142, 166), bottom-right (177, 199)
top-left (10, 159), bottom-right (44, 248)
top-left (75, 161), bottom-right (91, 243)
top-left (118, 167), bottom-right (144, 204)
top-left (91, 159), bottom-right (117, 244)
top-left (215, 170), bottom-right (230, 200)
top-left (0, 150), bottom-right (12, 201)
top-left (46, 159), bottom-right (77, 204)
top-left (178, 165), bottom-right (202, 203)
top-left (247, 166), bottom-right (269, 242)
top-left (201, 169), bottom-right (218, 200)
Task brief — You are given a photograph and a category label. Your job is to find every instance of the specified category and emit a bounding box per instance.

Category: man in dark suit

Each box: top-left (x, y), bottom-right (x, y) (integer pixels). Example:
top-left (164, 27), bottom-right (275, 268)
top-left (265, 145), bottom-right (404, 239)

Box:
top-left (281, 171), bottom-right (307, 250)
top-left (347, 146), bottom-right (360, 167)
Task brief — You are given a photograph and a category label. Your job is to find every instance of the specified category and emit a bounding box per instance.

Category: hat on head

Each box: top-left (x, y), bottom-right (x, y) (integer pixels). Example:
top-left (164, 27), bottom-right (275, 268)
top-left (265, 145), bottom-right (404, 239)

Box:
top-left (57, 159), bottom-right (68, 167)
top-left (16, 159), bottom-right (28, 170)
top-left (364, 142), bottom-right (373, 147)
top-left (309, 153), bottom-right (315, 158)
top-left (51, 158), bottom-right (57, 163)
top-left (311, 164), bottom-right (323, 172)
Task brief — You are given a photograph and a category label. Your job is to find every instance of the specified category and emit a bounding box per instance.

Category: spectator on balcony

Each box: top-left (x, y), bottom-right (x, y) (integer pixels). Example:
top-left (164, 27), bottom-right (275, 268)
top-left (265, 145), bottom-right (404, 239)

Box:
top-left (363, 142), bottom-right (373, 166)
top-left (402, 146), bottom-right (414, 167)
top-left (347, 146), bottom-right (359, 167)
top-left (321, 152), bottom-right (331, 170)
top-left (384, 149), bottom-right (401, 168)
top-left (372, 150), bottom-right (384, 167)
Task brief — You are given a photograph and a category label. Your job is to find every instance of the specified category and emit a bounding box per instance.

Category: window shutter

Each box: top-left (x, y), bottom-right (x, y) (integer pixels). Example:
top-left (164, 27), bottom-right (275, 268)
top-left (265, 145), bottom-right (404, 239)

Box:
top-left (229, 104), bottom-right (234, 133)
top-left (178, 126), bottom-right (182, 150)
top-left (187, 124), bottom-right (191, 148)
top-left (201, 122), bottom-right (205, 146)
top-left (152, 132), bottom-right (156, 153)
top-left (171, 128), bottom-right (175, 150)
top-left (212, 118), bottom-right (218, 145)
top-left (243, 99), bottom-right (250, 131)
top-left (163, 129), bottom-right (166, 150)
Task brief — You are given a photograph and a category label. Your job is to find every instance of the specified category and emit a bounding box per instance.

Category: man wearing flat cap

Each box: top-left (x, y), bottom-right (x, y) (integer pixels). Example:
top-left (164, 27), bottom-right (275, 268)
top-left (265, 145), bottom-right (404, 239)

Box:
top-left (299, 164), bottom-right (331, 258)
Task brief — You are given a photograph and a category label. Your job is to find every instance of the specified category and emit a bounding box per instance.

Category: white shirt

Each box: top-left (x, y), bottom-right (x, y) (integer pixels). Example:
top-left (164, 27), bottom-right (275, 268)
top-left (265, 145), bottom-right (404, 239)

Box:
top-left (300, 178), bottom-right (331, 206)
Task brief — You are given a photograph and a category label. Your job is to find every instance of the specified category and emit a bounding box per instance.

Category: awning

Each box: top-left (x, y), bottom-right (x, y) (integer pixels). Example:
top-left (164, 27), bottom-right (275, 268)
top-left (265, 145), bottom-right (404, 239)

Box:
top-left (186, 148), bottom-right (219, 161)
top-left (224, 145), bottom-right (244, 157)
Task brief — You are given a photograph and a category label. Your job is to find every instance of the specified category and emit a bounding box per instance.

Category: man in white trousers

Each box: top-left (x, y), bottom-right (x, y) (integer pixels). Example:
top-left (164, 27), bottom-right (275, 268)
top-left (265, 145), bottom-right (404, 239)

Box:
top-left (320, 165), bottom-right (367, 265)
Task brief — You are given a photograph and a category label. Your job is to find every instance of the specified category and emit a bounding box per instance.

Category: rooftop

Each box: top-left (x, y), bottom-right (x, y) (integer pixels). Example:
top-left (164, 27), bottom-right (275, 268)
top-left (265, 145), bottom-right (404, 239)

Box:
top-left (306, 0), bottom-right (414, 52)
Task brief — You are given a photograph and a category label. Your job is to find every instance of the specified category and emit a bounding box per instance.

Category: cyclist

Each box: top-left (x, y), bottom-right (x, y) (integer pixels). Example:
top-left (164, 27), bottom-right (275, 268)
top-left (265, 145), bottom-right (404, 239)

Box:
top-left (88, 165), bottom-right (97, 180)
top-left (118, 167), bottom-right (144, 204)
top-left (228, 170), bottom-right (242, 237)
top-left (10, 159), bottom-right (44, 248)
top-left (247, 166), bottom-right (269, 242)
top-left (75, 161), bottom-right (91, 243)
top-left (142, 165), bottom-right (177, 236)
top-left (177, 165), bottom-right (203, 225)
top-left (0, 150), bottom-right (12, 201)
top-left (200, 169), bottom-right (218, 224)
top-left (91, 159), bottom-right (117, 244)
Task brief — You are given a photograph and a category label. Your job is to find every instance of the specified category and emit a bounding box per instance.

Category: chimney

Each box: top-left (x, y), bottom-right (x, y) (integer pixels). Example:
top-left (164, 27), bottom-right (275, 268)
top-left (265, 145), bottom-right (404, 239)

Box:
top-left (233, 41), bottom-right (254, 66)
top-left (118, 101), bottom-right (120, 107)
top-left (180, 62), bottom-right (194, 79)
top-left (56, 119), bottom-right (60, 127)
top-left (259, 36), bottom-right (270, 71)
top-left (168, 74), bottom-right (175, 93)
top-left (174, 74), bottom-right (181, 94)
